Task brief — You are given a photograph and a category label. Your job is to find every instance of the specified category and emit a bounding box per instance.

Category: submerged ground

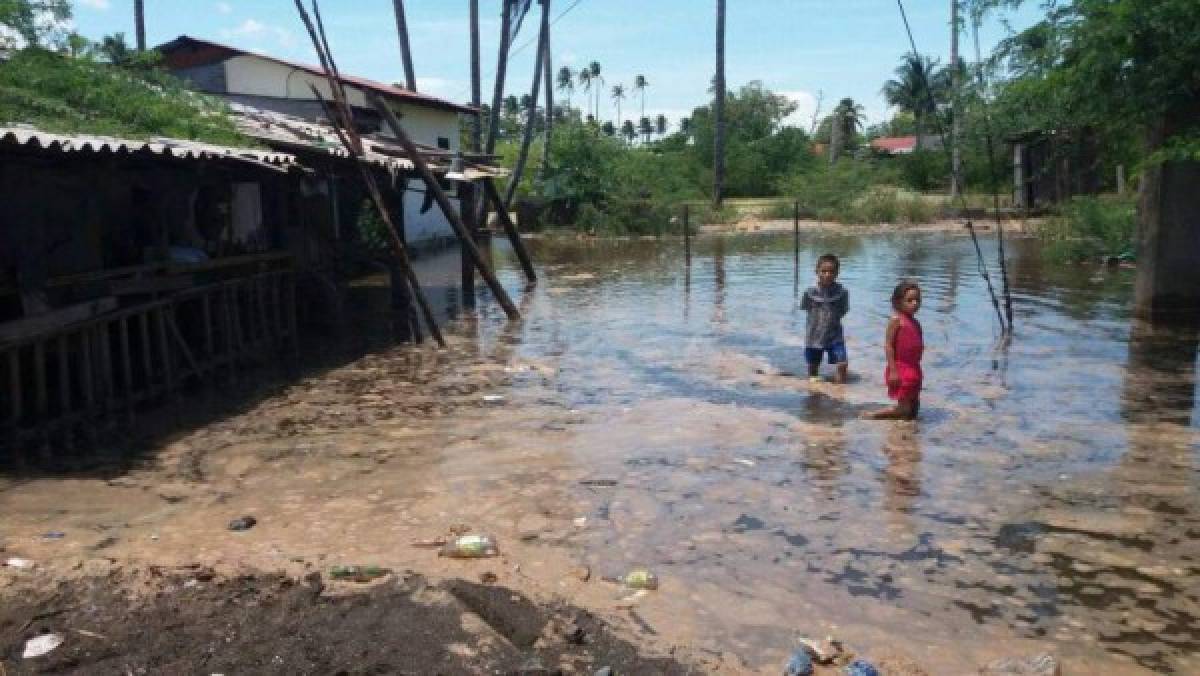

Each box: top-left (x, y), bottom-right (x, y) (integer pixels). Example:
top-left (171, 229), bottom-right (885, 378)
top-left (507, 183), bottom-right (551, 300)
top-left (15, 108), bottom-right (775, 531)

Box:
top-left (2, 231), bottom-right (1198, 674)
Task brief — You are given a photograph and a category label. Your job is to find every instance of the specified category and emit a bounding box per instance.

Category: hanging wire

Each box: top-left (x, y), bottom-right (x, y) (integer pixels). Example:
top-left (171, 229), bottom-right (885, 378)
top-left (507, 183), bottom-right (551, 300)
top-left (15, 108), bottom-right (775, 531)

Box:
top-left (894, 0), bottom-right (1011, 335)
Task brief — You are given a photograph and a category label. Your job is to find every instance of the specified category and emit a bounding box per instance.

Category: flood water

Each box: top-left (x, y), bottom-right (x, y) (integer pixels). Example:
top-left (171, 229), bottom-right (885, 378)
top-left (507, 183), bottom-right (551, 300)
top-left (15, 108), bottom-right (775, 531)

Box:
top-left (3, 231), bottom-right (1198, 673)
top-left (479, 232), bottom-right (1200, 673)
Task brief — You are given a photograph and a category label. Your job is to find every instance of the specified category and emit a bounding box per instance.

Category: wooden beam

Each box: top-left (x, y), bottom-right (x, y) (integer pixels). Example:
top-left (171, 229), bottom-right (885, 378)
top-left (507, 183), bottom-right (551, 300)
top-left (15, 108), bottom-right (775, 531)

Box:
top-left (482, 178), bottom-right (537, 284)
top-left (0, 297), bottom-right (118, 346)
top-left (369, 91), bottom-right (521, 319)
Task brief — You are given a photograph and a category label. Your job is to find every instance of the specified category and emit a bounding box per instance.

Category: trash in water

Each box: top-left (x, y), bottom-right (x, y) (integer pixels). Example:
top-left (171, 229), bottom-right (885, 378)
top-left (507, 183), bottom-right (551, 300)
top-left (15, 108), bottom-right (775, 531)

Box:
top-left (328, 565), bottom-right (391, 582)
top-left (573, 516), bottom-right (588, 528)
top-left (228, 516), bottom-right (257, 531)
top-left (42, 531), bottom-right (66, 540)
top-left (844, 660), bottom-right (881, 676)
top-left (482, 395), bottom-right (506, 403)
top-left (23, 633), bottom-right (64, 659)
top-left (579, 478), bottom-right (618, 487)
top-left (621, 568), bottom-right (659, 590)
top-left (798, 636), bottom-right (844, 664)
top-left (479, 571), bottom-right (498, 584)
top-left (733, 457), bottom-right (756, 467)
top-left (594, 668), bottom-right (614, 676)
top-left (981, 653), bottom-right (1061, 676)
top-left (785, 647), bottom-right (815, 675)
top-left (4, 557), bottom-right (35, 569)
top-left (410, 537), bottom-right (448, 548)
top-left (439, 534), bottom-right (499, 558)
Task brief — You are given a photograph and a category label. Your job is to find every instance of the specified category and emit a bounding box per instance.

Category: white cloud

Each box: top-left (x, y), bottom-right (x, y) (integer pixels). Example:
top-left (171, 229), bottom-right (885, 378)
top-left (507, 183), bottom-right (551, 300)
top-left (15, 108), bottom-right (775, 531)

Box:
top-left (78, 0), bottom-right (111, 10)
top-left (779, 90), bottom-right (820, 132)
top-left (221, 18), bottom-right (294, 49)
top-left (216, 2), bottom-right (233, 15)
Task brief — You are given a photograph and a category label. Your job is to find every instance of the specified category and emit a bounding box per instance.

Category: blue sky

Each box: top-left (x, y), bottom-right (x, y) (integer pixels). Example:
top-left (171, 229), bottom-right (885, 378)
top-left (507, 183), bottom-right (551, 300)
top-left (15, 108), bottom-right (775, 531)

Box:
top-left (70, 0), bottom-right (1042, 132)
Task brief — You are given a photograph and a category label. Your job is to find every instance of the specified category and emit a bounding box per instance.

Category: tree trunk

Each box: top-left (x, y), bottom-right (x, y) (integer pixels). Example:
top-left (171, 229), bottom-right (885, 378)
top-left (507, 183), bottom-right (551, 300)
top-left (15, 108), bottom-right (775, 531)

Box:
top-left (712, 0), bottom-right (726, 209)
top-left (915, 113), bottom-right (924, 152)
top-left (391, 0), bottom-right (417, 91)
top-left (540, 3), bottom-right (553, 182)
top-left (1134, 102), bottom-right (1200, 323)
top-left (829, 114), bottom-right (841, 165)
top-left (503, 0), bottom-right (549, 210)
top-left (134, 0), bottom-right (146, 52)
top-left (949, 0), bottom-right (962, 198)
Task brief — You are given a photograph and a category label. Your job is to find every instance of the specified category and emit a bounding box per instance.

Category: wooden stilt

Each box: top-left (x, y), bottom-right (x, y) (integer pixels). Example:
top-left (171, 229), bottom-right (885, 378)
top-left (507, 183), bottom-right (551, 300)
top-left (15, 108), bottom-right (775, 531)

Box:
top-left (119, 316), bottom-right (135, 422)
top-left (482, 178), bottom-right (537, 284)
top-left (156, 308), bottom-right (173, 398)
top-left (683, 204), bottom-right (691, 264)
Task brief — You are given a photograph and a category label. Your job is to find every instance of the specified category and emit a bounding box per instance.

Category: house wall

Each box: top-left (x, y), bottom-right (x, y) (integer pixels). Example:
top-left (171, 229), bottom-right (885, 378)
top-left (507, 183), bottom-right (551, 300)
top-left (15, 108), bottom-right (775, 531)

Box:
top-left (219, 55), bottom-right (463, 244)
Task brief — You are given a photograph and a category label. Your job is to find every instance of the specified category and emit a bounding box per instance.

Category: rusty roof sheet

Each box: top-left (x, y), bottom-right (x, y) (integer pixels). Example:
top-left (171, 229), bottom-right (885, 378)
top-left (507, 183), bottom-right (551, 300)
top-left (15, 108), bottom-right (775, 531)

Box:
top-left (0, 125), bottom-right (297, 170)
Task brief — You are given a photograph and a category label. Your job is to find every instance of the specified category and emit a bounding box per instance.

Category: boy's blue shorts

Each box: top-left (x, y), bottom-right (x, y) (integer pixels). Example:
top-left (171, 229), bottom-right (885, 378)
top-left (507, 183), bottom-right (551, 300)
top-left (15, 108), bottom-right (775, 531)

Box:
top-left (805, 341), bottom-right (848, 366)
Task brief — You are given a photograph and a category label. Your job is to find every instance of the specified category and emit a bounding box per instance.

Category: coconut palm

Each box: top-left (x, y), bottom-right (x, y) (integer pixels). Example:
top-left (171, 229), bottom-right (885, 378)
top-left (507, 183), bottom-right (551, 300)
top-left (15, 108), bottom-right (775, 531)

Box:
top-left (611, 84), bottom-right (626, 125)
top-left (557, 66), bottom-right (575, 112)
top-left (621, 120), bottom-right (637, 144)
top-left (601, 121), bottom-right (616, 137)
top-left (577, 67), bottom-right (593, 119)
top-left (680, 116), bottom-right (691, 134)
top-left (655, 114), bottom-right (667, 137)
top-left (134, 0), bottom-right (145, 51)
top-left (828, 97), bottom-right (865, 164)
top-left (587, 61), bottom-right (603, 120)
top-left (881, 52), bottom-right (945, 150)
top-left (634, 74), bottom-right (648, 119)
top-left (638, 116), bottom-right (654, 144)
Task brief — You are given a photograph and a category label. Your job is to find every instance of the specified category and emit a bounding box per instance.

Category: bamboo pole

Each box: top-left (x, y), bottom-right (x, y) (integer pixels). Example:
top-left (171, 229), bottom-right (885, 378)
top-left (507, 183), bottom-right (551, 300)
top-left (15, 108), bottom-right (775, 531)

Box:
top-left (482, 178), bottom-right (537, 283)
top-left (370, 91), bottom-right (521, 319)
top-left (295, 0), bottom-right (447, 346)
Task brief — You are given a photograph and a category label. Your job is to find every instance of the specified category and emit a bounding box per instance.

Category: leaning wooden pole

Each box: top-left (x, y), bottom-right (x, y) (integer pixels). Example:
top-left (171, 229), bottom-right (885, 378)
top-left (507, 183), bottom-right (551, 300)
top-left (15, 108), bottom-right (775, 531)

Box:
top-left (482, 178), bottom-right (537, 283)
top-left (391, 0), bottom-right (418, 91)
top-left (134, 0), bottom-right (146, 52)
top-left (539, 0), bottom-right (554, 182)
top-left (295, 0), bottom-right (446, 347)
top-left (369, 92), bottom-right (521, 320)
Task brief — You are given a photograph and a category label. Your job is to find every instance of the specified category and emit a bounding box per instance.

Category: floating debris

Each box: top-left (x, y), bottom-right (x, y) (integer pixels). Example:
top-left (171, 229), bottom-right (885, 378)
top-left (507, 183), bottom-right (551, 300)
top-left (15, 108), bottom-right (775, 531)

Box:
top-left (42, 531), bottom-right (66, 540)
top-left (22, 633), bottom-right (64, 659)
top-left (844, 659), bottom-right (880, 676)
top-left (981, 654), bottom-right (1061, 675)
top-left (328, 565), bottom-right (391, 583)
top-left (4, 557), bottom-right (34, 569)
top-left (579, 478), bottom-right (619, 487)
top-left (797, 636), bottom-right (844, 665)
top-left (785, 647), bottom-right (814, 675)
top-left (227, 516), bottom-right (257, 531)
top-left (439, 534), bottom-right (499, 559)
top-left (621, 569), bottom-right (659, 590)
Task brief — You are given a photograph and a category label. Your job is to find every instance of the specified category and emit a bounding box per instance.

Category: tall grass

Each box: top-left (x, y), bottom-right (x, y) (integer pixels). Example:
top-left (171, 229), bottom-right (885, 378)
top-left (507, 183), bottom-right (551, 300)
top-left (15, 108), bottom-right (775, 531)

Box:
top-left (1038, 195), bottom-right (1137, 262)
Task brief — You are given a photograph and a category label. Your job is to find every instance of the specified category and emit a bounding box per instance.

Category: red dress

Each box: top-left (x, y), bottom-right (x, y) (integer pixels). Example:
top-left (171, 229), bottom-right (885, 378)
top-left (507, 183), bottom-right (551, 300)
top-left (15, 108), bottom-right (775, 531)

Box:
top-left (886, 314), bottom-right (923, 402)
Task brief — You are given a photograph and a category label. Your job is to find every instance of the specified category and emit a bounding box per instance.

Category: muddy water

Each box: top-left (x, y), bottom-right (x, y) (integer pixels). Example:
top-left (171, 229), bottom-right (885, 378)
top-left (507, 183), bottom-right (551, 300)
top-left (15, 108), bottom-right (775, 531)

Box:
top-left (3, 232), bottom-right (1198, 674)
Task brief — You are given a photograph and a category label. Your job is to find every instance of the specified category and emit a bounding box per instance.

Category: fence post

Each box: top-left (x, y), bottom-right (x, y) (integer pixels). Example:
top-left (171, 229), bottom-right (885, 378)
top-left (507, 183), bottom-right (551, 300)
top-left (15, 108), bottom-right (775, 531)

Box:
top-left (683, 203), bottom-right (692, 264)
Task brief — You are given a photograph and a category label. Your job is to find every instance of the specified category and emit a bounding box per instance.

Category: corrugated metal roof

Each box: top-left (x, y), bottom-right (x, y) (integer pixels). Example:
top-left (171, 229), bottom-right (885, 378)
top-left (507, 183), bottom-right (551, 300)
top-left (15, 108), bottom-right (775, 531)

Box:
top-left (0, 125), bottom-right (297, 170)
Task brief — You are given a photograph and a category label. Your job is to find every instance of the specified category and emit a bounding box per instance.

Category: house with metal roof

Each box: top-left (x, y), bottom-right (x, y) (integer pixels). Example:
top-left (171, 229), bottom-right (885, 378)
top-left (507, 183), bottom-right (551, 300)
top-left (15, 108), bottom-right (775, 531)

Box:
top-left (157, 36), bottom-right (479, 244)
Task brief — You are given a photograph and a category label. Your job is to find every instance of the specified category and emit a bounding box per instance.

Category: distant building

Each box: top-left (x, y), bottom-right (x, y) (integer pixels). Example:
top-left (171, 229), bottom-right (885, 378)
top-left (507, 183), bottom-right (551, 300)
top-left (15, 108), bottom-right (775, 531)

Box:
top-left (1007, 129), bottom-right (1101, 209)
top-left (158, 36), bottom-right (478, 244)
top-left (868, 135), bottom-right (943, 156)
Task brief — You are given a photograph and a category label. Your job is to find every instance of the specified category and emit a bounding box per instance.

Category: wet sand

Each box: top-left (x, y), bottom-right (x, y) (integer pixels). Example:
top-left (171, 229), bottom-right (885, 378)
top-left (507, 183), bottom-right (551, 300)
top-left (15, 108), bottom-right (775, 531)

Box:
top-left (2, 232), bottom-right (1197, 674)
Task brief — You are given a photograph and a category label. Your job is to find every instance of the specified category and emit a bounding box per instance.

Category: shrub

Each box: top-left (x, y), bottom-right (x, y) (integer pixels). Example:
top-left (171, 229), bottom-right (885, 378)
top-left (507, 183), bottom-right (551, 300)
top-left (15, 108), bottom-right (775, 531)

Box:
top-left (1038, 195), bottom-right (1137, 262)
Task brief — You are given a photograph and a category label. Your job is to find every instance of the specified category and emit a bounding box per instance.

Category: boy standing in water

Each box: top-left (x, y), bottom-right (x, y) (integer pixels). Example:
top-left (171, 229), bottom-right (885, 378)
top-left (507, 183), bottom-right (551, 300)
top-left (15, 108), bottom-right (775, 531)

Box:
top-left (802, 254), bottom-right (849, 383)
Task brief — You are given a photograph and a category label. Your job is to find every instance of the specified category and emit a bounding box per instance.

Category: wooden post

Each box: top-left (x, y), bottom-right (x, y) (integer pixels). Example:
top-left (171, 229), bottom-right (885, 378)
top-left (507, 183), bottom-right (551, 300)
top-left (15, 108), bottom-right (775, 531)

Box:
top-left (370, 92), bottom-right (521, 319)
top-left (57, 335), bottom-right (71, 427)
top-left (793, 200), bottom-right (800, 269)
top-left (482, 178), bottom-right (537, 283)
top-left (119, 316), bottom-right (135, 421)
top-left (391, 0), bottom-right (417, 92)
top-left (683, 204), bottom-right (691, 263)
top-left (8, 349), bottom-right (21, 430)
top-left (502, 0), bottom-right (551, 209)
top-left (1117, 164), bottom-right (1127, 196)
top-left (460, 181), bottom-right (478, 308)
top-left (156, 308), bottom-right (173, 398)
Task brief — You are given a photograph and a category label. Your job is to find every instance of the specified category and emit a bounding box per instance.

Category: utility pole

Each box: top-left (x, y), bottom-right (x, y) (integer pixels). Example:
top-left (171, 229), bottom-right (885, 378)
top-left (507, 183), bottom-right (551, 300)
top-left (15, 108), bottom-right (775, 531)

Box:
top-left (950, 0), bottom-right (963, 199)
top-left (713, 0), bottom-right (726, 209)
top-left (134, 0), bottom-right (146, 51)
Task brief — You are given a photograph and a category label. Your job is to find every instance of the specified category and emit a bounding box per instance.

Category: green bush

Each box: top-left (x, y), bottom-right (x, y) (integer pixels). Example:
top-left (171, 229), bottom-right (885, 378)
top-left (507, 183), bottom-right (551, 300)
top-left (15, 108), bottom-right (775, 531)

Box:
top-left (897, 150), bottom-right (949, 192)
top-left (0, 47), bottom-right (248, 144)
top-left (855, 187), bottom-right (901, 223)
top-left (1038, 195), bottom-right (1137, 262)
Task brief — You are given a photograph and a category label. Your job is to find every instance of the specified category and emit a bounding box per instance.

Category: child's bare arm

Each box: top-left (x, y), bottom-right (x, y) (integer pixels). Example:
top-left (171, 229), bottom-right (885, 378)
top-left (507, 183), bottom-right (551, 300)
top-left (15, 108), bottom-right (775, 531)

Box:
top-left (884, 316), bottom-right (901, 385)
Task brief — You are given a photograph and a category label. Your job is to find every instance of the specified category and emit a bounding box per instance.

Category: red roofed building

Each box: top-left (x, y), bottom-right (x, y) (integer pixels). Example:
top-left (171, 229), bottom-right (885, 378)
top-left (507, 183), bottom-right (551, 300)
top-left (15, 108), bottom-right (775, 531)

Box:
top-left (869, 135), bottom-right (943, 156)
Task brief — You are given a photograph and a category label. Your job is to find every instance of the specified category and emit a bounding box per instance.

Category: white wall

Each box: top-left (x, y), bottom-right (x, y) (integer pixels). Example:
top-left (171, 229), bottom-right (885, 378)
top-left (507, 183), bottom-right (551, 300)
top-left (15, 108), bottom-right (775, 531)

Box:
top-left (223, 54), bottom-right (466, 246)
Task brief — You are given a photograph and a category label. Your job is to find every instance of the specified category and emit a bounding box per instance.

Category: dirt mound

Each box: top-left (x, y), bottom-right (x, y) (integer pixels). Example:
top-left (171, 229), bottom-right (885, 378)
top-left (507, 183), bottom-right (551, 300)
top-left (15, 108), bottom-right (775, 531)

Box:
top-left (0, 570), bottom-right (691, 674)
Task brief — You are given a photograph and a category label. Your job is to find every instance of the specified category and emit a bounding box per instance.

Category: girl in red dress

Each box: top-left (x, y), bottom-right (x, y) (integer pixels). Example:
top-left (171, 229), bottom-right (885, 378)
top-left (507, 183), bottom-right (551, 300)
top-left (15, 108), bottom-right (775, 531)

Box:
top-left (868, 281), bottom-right (923, 420)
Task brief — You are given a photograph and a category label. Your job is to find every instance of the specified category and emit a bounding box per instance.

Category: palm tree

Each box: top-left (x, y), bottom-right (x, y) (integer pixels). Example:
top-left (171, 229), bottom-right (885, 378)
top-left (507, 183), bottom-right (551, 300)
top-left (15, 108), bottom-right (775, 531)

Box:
top-left (601, 121), bottom-right (616, 137)
top-left (621, 120), bottom-right (637, 144)
top-left (95, 33), bottom-right (134, 66)
top-left (828, 97), bottom-right (865, 164)
top-left (634, 74), bottom-right (648, 119)
top-left (557, 66), bottom-right (575, 112)
top-left (713, 0), bottom-right (726, 208)
top-left (881, 52), bottom-right (945, 150)
top-left (680, 116), bottom-right (691, 134)
top-left (577, 67), bottom-right (593, 119)
top-left (587, 61), bottom-right (603, 120)
top-left (610, 84), bottom-right (626, 125)
top-left (638, 116), bottom-right (654, 144)
top-left (655, 114), bottom-right (667, 137)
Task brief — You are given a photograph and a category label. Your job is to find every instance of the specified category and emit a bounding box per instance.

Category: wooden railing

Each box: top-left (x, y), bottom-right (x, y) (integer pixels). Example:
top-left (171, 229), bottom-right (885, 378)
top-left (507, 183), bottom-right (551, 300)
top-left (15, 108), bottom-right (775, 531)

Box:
top-left (1, 268), bottom-right (297, 457)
